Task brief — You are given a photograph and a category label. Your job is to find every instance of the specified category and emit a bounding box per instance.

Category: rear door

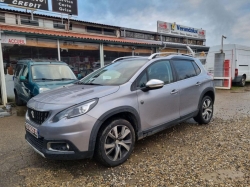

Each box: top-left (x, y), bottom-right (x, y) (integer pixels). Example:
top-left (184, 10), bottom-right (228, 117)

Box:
top-left (171, 59), bottom-right (204, 117)
top-left (136, 60), bottom-right (180, 131)
top-left (19, 65), bottom-right (32, 102)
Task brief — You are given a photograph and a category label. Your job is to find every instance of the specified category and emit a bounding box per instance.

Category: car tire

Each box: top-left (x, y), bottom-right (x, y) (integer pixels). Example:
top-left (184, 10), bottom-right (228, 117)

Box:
top-left (193, 96), bottom-right (213, 124)
top-left (239, 76), bottom-right (246, 87)
top-left (15, 92), bottom-right (23, 106)
top-left (94, 119), bottom-right (135, 167)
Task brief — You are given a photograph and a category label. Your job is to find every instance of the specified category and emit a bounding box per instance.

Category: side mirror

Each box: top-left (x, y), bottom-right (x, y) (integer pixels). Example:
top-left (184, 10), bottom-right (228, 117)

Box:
top-left (142, 79), bottom-right (164, 91)
top-left (20, 76), bottom-right (26, 82)
top-left (78, 74), bottom-right (83, 80)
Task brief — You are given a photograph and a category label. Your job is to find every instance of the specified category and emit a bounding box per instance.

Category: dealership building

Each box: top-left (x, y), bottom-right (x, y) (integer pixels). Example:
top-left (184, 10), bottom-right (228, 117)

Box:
top-left (0, 6), bottom-right (209, 105)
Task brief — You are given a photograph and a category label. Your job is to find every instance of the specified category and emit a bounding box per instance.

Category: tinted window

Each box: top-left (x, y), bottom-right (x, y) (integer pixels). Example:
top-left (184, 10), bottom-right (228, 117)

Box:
top-left (192, 61), bottom-right (201, 75)
top-left (137, 60), bottom-right (173, 88)
top-left (172, 60), bottom-right (197, 80)
top-left (15, 64), bottom-right (23, 77)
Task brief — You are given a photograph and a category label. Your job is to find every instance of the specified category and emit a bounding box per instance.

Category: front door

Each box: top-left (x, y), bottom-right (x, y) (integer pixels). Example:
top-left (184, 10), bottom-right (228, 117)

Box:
top-left (136, 60), bottom-right (180, 131)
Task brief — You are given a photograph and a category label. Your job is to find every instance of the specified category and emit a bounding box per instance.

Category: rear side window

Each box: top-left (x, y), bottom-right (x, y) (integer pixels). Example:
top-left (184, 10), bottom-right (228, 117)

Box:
top-left (172, 60), bottom-right (197, 81)
top-left (15, 64), bottom-right (23, 77)
top-left (192, 61), bottom-right (201, 75)
top-left (22, 65), bottom-right (29, 80)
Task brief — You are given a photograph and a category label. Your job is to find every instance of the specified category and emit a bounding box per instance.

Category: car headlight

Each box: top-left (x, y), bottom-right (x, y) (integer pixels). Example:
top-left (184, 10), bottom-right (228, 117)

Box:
top-left (39, 88), bottom-right (50, 93)
top-left (52, 99), bottom-right (98, 122)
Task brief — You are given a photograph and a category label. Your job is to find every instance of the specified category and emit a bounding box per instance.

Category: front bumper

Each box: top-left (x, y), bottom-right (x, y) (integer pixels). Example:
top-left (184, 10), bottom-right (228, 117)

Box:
top-left (25, 132), bottom-right (93, 160)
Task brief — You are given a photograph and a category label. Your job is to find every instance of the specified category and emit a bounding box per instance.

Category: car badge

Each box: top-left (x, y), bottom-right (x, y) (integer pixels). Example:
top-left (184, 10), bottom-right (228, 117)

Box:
top-left (31, 111), bottom-right (35, 118)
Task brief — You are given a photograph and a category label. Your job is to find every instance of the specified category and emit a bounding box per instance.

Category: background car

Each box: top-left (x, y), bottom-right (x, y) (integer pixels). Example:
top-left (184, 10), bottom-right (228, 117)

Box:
top-left (14, 59), bottom-right (77, 106)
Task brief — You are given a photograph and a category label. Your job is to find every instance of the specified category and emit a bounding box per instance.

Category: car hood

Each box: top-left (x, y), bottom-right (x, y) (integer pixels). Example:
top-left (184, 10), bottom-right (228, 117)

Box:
top-left (30, 84), bottom-right (119, 105)
top-left (35, 80), bottom-right (77, 90)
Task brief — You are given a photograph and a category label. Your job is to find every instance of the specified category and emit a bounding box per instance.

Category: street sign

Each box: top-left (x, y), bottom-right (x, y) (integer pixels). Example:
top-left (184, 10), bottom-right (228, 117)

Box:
top-left (0, 0), bottom-right (49, 10)
top-left (52, 0), bottom-right (78, 15)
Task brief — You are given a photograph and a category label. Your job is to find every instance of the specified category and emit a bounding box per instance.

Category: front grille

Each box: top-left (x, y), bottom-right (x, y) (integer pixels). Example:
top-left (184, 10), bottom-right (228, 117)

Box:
top-left (26, 132), bottom-right (44, 152)
top-left (28, 108), bottom-right (49, 125)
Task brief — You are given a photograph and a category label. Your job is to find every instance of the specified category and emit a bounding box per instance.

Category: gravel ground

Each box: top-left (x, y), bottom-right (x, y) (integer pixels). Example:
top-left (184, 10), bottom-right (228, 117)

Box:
top-left (0, 85), bottom-right (250, 187)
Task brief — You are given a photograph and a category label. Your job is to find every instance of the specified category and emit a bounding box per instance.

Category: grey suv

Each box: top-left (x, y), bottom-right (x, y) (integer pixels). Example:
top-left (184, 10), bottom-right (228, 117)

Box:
top-left (25, 53), bottom-right (215, 167)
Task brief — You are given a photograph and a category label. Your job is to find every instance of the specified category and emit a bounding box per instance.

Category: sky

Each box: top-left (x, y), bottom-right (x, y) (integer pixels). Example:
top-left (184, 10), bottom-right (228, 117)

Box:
top-left (1, 0), bottom-right (250, 47)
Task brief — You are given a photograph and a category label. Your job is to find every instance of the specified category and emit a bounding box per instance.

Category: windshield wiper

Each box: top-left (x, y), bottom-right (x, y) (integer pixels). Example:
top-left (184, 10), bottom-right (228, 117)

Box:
top-left (54, 78), bottom-right (77, 81)
top-left (33, 78), bottom-right (55, 81)
top-left (81, 83), bottom-right (103, 86)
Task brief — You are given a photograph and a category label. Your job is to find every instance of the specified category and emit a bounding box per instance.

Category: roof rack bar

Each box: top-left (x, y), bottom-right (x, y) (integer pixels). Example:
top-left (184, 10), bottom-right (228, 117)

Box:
top-left (148, 52), bottom-right (193, 60)
top-left (111, 56), bottom-right (146, 63)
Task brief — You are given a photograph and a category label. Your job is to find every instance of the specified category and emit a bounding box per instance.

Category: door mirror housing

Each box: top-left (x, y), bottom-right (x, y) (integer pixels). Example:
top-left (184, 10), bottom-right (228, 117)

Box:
top-left (20, 76), bottom-right (26, 82)
top-left (141, 79), bottom-right (164, 91)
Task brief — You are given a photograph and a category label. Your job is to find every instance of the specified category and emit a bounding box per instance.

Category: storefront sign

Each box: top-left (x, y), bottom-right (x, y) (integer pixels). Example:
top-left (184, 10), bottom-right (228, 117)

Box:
top-left (52, 0), bottom-right (78, 15)
top-left (0, 0), bottom-right (49, 10)
top-left (157, 21), bottom-right (206, 39)
top-left (1, 34), bottom-right (26, 45)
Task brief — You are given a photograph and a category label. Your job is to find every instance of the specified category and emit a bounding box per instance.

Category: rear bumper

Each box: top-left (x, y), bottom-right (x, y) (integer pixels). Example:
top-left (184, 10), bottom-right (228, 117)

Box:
top-left (25, 132), bottom-right (93, 160)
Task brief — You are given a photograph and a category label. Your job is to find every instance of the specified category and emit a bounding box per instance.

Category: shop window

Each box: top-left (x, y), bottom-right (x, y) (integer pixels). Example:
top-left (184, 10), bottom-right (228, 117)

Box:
top-left (87, 26), bottom-right (102, 34)
top-left (125, 31), bottom-right (134, 38)
top-left (165, 37), bottom-right (170, 42)
top-left (53, 21), bottom-right (65, 29)
top-left (197, 40), bottom-right (203, 45)
top-left (169, 37), bottom-right (175, 42)
top-left (0, 13), bottom-right (5, 23)
top-left (144, 34), bottom-right (155, 40)
top-left (21, 16), bottom-right (39, 26)
top-left (103, 28), bottom-right (116, 36)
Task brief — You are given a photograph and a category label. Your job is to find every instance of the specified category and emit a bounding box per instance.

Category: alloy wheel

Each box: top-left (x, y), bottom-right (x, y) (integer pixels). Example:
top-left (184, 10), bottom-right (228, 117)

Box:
top-left (202, 99), bottom-right (213, 121)
top-left (104, 125), bottom-right (132, 161)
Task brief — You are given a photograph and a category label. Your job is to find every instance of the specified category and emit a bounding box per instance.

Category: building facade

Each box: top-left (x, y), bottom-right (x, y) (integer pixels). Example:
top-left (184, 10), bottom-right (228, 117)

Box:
top-left (0, 8), bottom-right (209, 103)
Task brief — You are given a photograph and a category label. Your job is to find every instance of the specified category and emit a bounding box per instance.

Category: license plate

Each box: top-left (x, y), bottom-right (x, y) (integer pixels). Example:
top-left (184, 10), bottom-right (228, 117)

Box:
top-left (25, 123), bottom-right (39, 138)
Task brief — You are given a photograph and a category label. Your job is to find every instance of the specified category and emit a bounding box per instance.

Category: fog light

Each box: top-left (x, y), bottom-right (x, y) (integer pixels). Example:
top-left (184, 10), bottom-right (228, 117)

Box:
top-left (48, 142), bottom-right (70, 152)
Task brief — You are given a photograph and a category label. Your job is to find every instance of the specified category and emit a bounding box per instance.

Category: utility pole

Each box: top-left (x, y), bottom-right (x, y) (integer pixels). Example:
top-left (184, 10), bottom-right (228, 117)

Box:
top-left (0, 31), bottom-right (7, 106)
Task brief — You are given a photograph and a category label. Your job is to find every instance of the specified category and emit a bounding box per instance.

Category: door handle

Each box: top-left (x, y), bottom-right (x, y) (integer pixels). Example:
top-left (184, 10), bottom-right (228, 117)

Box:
top-left (195, 82), bottom-right (201, 86)
top-left (171, 89), bottom-right (178, 94)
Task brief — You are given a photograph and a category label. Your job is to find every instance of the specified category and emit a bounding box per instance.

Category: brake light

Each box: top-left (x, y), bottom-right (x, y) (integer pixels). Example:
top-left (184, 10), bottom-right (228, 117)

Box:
top-left (235, 69), bottom-right (238, 77)
top-left (207, 72), bottom-right (214, 79)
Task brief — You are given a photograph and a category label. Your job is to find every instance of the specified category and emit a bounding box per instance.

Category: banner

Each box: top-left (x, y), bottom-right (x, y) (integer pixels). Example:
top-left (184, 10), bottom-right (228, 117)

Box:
top-left (0, 0), bottom-right (49, 10)
top-left (1, 34), bottom-right (26, 45)
top-left (157, 21), bottom-right (206, 39)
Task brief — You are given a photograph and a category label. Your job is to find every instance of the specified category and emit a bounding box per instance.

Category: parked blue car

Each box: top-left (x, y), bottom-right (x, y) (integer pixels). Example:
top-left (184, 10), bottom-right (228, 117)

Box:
top-left (14, 59), bottom-right (78, 106)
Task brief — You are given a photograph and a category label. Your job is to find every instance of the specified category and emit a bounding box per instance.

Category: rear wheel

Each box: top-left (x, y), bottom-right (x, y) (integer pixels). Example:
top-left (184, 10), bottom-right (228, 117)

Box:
top-left (15, 92), bottom-right (23, 106)
top-left (194, 96), bottom-right (213, 124)
top-left (95, 119), bottom-right (135, 167)
top-left (239, 75), bottom-right (246, 87)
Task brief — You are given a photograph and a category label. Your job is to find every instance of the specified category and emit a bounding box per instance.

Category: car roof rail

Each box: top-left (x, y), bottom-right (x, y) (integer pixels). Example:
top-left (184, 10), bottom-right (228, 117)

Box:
top-left (148, 52), bottom-right (193, 59)
top-left (111, 56), bottom-right (146, 63)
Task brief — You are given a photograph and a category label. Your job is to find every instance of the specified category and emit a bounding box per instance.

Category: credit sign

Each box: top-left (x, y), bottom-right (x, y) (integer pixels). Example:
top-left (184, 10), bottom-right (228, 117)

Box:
top-left (0, 0), bottom-right (49, 10)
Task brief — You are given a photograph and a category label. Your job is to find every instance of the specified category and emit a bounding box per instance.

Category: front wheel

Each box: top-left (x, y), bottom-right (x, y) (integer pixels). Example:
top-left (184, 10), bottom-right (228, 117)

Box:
top-left (95, 119), bottom-right (135, 167)
top-left (194, 96), bottom-right (213, 124)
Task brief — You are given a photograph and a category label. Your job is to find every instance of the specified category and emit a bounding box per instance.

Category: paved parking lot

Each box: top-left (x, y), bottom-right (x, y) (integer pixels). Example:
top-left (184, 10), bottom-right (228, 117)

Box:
top-left (0, 84), bottom-right (250, 186)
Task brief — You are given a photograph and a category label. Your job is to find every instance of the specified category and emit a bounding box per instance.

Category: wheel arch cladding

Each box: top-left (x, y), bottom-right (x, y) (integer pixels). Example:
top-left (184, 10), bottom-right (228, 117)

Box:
top-left (200, 88), bottom-right (215, 104)
top-left (88, 106), bottom-right (141, 154)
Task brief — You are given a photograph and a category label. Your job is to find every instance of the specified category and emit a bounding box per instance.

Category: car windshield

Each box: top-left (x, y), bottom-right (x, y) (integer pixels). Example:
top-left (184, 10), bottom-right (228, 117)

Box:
top-left (32, 65), bottom-right (77, 81)
top-left (79, 58), bottom-right (148, 85)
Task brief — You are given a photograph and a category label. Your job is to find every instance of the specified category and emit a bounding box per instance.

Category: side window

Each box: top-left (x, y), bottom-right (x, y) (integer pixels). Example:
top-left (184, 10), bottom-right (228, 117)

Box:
top-left (22, 65), bottom-right (29, 80)
top-left (136, 60), bottom-right (173, 88)
top-left (137, 72), bottom-right (147, 88)
top-left (192, 61), bottom-right (201, 75)
top-left (172, 60), bottom-right (197, 80)
top-left (14, 65), bottom-right (23, 77)
top-left (148, 61), bottom-right (173, 84)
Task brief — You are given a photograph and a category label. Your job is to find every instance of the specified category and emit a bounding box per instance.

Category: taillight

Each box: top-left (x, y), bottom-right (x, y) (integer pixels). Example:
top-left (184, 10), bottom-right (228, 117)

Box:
top-left (235, 69), bottom-right (238, 77)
